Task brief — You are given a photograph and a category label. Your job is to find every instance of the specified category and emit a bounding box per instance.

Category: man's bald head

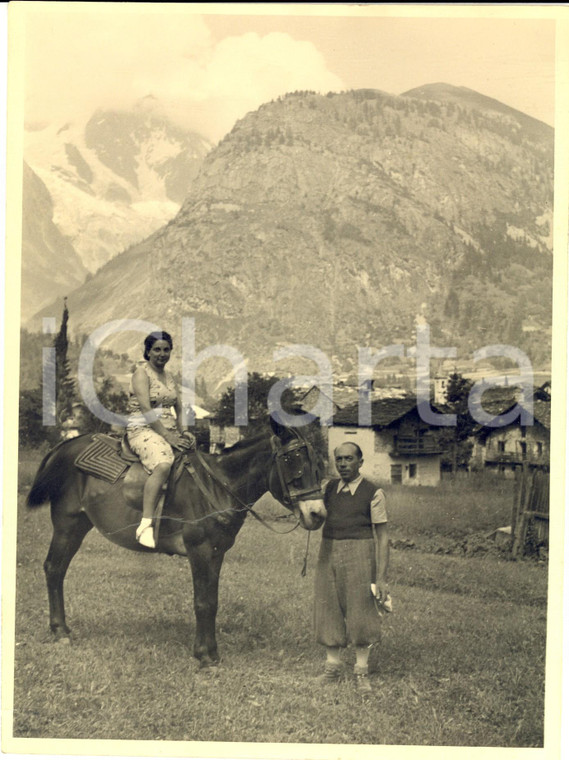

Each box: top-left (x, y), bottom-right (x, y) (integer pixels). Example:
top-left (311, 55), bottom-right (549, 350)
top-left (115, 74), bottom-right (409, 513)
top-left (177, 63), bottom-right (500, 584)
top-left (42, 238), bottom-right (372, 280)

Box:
top-left (334, 442), bottom-right (364, 482)
top-left (334, 441), bottom-right (363, 459)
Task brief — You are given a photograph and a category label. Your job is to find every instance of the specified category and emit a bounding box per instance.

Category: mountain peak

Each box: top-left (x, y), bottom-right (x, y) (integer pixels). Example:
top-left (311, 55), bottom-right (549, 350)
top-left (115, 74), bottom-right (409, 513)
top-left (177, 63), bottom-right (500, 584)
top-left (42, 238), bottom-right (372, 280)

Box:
top-left (31, 86), bottom-right (553, 381)
top-left (24, 103), bottom-right (212, 282)
top-left (401, 82), bottom-right (552, 136)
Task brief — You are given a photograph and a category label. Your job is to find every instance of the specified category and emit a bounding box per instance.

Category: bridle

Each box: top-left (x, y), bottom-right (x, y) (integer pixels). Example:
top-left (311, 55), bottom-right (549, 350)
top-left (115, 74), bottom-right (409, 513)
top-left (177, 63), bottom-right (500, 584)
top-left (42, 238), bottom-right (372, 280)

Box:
top-left (269, 430), bottom-right (324, 574)
top-left (185, 430), bottom-right (323, 534)
top-left (269, 430), bottom-right (323, 508)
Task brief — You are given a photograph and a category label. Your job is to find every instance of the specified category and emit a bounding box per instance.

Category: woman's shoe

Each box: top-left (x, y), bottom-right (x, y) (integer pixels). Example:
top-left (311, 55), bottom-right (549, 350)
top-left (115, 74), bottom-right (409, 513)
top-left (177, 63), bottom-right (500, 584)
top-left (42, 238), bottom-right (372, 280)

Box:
top-left (136, 522), bottom-right (156, 549)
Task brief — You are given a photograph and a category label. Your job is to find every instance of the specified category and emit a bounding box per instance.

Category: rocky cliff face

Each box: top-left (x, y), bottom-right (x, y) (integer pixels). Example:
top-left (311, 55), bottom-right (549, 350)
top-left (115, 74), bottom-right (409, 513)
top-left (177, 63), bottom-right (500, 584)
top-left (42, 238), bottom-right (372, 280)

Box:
top-left (30, 86), bottom-right (553, 383)
top-left (20, 162), bottom-right (88, 322)
top-left (24, 99), bottom-right (212, 273)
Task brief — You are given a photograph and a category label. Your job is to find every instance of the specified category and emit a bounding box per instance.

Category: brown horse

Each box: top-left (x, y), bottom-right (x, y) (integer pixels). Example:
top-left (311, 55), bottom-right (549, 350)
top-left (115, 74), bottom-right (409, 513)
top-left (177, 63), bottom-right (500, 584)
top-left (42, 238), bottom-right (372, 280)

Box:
top-left (26, 418), bottom-right (327, 667)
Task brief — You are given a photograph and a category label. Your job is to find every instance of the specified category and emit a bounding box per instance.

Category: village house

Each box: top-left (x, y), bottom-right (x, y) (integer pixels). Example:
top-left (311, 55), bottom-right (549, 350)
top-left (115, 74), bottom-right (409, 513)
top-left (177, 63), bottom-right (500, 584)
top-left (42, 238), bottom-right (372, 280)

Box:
top-left (470, 385), bottom-right (551, 477)
top-left (299, 382), bottom-right (409, 424)
top-left (433, 374), bottom-right (450, 405)
top-left (326, 396), bottom-right (443, 486)
top-left (208, 422), bottom-right (242, 453)
top-left (298, 384), bottom-right (358, 421)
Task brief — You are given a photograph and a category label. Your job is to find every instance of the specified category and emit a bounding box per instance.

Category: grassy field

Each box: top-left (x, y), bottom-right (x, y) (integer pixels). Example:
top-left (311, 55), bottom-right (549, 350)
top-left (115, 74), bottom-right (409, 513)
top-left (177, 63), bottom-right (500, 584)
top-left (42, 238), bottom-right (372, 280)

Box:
top-left (9, 451), bottom-right (548, 747)
top-left (387, 472), bottom-right (515, 536)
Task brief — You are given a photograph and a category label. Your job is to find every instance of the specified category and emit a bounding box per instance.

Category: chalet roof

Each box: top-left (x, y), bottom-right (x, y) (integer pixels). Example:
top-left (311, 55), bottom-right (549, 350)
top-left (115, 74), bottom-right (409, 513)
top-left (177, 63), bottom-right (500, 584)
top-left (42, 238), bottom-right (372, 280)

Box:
top-left (332, 395), bottom-right (420, 427)
top-left (475, 386), bottom-right (520, 416)
top-left (473, 390), bottom-right (550, 437)
top-left (468, 384), bottom-right (550, 420)
top-left (302, 383), bottom-right (551, 431)
top-left (299, 385), bottom-right (356, 409)
top-left (333, 388), bottom-right (362, 408)
top-left (299, 385), bottom-right (409, 414)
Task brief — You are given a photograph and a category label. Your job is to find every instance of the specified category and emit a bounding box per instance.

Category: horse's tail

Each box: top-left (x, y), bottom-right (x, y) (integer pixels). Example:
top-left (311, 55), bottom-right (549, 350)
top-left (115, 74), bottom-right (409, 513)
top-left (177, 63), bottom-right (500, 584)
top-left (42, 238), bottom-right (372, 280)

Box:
top-left (26, 440), bottom-right (70, 508)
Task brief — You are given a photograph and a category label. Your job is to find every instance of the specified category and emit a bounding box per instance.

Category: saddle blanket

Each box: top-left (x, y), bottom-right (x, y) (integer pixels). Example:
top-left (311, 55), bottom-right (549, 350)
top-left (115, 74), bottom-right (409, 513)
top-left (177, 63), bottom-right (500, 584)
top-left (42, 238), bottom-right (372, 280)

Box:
top-left (74, 435), bottom-right (129, 483)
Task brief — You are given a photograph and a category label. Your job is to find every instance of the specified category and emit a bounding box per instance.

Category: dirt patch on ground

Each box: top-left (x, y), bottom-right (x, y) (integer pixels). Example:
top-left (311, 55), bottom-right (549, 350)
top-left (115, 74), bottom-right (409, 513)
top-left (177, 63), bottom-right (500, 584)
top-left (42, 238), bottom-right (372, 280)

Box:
top-left (388, 527), bottom-right (548, 562)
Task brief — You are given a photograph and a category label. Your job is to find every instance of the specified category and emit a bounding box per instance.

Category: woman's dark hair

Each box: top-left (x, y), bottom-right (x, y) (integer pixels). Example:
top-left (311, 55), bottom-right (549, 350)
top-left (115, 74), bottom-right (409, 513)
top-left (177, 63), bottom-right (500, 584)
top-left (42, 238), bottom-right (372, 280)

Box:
top-left (143, 331), bottom-right (173, 360)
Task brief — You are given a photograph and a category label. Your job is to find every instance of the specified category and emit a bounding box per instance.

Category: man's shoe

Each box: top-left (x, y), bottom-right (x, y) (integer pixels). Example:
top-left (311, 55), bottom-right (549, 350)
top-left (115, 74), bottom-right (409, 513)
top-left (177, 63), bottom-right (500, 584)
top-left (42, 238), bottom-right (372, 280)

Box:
top-left (354, 666), bottom-right (372, 696)
top-left (136, 523), bottom-right (156, 549)
top-left (316, 662), bottom-right (344, 685)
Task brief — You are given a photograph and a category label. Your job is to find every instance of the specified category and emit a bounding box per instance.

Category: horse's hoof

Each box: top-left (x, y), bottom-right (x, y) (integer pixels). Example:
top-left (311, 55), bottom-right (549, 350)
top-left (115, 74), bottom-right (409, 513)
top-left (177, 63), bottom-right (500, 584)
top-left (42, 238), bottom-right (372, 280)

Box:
top-left (198, 658), bottom-right (220, 671)
top-left (51, 627), bottom-right (71, 643)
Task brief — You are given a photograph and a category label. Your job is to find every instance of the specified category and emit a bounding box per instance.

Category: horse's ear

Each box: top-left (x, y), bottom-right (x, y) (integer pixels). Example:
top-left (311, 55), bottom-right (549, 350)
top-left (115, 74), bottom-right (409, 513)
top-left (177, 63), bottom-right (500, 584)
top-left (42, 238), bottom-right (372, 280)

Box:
top-left (270, 411), bottom-right (312, 442)
top-left (270, 413), bottom-right (291, 441)
top-left (270, 413), bottom-right (285, 438)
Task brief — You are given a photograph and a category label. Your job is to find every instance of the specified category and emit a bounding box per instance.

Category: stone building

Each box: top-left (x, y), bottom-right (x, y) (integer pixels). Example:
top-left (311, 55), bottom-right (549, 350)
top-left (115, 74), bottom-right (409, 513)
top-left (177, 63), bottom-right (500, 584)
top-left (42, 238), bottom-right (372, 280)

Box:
top-left (470, 386), bottom-right (550, 477)
top-left (327, 396), bottom-right (443, 486)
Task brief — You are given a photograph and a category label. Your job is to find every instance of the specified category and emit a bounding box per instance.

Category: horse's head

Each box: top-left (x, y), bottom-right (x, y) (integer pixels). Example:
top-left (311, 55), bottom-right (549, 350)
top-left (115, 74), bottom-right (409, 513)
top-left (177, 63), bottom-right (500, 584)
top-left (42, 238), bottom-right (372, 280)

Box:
top-left (268, 417), bottom-right (327, 531)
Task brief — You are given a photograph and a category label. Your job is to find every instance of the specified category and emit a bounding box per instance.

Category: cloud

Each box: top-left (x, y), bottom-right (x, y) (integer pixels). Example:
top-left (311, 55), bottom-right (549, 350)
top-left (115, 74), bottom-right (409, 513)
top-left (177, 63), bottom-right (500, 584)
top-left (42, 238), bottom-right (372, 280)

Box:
top-left (24, 13), bottom-right (344, 141)
top-left (159, 31), bottom-right (344, 139)
top-left (24, 11), bottom-right (212, 124)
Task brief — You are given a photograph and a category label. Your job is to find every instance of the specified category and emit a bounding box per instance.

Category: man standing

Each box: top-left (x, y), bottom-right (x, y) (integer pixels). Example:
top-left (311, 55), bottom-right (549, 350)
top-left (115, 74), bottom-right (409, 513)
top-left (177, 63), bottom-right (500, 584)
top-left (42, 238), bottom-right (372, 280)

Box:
top-left (314, 442), bottom-right (390, 695)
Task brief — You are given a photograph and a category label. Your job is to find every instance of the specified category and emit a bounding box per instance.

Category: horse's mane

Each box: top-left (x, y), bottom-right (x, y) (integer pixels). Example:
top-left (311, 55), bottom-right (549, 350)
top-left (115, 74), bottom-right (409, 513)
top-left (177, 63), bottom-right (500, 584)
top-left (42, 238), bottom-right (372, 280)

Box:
top-left (217, 430), bottom-right (269, 457)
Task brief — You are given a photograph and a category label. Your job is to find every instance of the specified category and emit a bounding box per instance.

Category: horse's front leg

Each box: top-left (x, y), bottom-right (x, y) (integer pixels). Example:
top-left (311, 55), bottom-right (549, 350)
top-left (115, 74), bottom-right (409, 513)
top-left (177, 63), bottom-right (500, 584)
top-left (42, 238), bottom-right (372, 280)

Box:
top-left (187, 540), bottom-right (225, 667)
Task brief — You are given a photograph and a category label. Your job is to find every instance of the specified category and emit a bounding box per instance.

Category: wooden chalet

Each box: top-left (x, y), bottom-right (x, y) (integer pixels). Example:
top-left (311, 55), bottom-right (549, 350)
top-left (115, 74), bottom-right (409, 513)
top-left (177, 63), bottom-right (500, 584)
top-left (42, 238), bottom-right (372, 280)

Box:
top-left (327, 396), bottom-right (443, 486)
top-left (470, 385), bottom-right (550, 477)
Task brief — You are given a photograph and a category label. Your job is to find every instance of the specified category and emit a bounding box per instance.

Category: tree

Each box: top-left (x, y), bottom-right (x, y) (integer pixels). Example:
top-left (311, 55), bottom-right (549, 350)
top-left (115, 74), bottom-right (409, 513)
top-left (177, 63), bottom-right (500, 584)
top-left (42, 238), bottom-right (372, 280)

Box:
top-left (438, 372), bottom-right (476, 472)
top-left (53, 299), bottom-right (77, 427)
top-left (215, 372), bottom-right (328, 468)
top-left (216, 372), bottom-right (300, 433)
top-left (195, 377), bottom-right (215, 408)
top-left (80, 377), bottom-right (129, 434)
top-left (19, 388), bottom-right (51, 448)
top-left (18, 304), bottom-right (77, 448)
top-left (446, 372), bottom-right (473, 408)
top-left (444, 289), bottom-right (459, 320)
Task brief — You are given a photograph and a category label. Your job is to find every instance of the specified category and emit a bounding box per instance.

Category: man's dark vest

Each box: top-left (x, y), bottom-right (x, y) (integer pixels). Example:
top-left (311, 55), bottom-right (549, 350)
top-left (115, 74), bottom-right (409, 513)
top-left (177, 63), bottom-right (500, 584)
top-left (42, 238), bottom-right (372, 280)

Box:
top-left (322, 478), bottom-right (376, 540)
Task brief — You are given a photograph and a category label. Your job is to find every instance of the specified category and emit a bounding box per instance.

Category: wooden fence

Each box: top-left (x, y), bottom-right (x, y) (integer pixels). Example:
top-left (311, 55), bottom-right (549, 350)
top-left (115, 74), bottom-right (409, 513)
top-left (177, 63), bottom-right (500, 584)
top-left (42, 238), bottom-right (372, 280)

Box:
top-left (511, 462), bottom-right (550, 557)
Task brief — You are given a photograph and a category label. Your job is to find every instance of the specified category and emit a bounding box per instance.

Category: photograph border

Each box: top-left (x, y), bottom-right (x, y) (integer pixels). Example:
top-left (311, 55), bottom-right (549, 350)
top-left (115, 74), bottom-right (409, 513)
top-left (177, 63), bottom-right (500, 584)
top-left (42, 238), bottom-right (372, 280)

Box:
top-left (2, 4), bottom-right (568, 759)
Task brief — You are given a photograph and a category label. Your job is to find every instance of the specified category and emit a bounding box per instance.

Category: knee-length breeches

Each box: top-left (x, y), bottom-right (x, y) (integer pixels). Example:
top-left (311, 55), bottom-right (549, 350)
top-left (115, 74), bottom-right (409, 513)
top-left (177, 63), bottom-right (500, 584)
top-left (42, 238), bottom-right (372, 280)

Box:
top-left (313, 537), bottom-right (381, 647)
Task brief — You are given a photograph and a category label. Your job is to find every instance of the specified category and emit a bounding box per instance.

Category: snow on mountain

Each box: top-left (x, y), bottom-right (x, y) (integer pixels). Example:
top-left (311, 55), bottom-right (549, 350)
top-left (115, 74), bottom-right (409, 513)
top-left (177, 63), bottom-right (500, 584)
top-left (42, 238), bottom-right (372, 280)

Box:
top-left (34, 87), bottom-right (553, 380)
top-left (24, 104), bottom-right (212, 273)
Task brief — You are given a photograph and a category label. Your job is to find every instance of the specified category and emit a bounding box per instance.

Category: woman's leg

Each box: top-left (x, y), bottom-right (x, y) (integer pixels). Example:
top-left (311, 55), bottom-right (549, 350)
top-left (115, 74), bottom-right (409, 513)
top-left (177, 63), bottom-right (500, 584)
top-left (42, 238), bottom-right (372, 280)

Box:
top-left (141, 462), bottom-right (171, 520)
top-left (137, 462), bottom-right (172, 548)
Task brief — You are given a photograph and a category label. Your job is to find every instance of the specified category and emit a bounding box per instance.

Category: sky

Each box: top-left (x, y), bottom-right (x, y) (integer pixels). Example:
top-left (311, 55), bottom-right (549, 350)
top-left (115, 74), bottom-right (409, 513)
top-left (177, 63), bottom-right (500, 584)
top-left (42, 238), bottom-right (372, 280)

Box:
top-left (18, 4), bottom-right (556, 143)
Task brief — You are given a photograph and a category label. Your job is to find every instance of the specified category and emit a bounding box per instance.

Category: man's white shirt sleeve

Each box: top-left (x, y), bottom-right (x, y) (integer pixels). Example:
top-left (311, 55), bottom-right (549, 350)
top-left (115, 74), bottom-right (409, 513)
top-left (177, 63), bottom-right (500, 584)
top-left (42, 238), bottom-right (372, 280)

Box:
top-left (370, 488), bottom-right (388, 524)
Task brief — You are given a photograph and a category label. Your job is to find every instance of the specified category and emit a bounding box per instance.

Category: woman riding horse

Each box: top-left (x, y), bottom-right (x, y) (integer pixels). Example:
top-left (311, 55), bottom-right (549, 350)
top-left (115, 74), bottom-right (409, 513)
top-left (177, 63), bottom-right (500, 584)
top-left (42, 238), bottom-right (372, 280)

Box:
top-left (126, 331), bottom-right (195, 548)
top-left (27, 413), bottom-right (327, 666)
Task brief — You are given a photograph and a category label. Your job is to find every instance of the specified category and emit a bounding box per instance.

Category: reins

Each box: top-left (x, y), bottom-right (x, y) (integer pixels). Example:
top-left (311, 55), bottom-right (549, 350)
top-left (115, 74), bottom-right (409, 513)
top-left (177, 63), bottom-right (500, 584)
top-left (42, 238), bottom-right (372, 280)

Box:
top-left (301, 530), bottom-right (311, 577)
top-left (185, 449), bottom-right (302, 535)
